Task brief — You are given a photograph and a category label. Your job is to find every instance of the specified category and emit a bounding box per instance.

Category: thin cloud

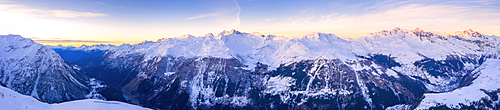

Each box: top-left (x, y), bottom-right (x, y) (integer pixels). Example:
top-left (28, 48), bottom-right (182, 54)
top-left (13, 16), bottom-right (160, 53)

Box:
top-left (0, 4), bottom-right (106, 18)
top-left (28, 37), bottom-right (41, 40)
top-left (263, 18), bottom-right (275, 21)
top-left (94, 1), bottom-right (106, 5)
top-left (252, 1), bottom-right (500, 38)
top-left (50, 10), bottom-right (106, 18)
top-left (34, 40), bottom-right (117, 43)
top-left (28, 37), bottom-right (62, 40)
top-left (187, 11), bottom-right (228, 20)
top-left (233, 0), bottom-right (241, 28)
top-left (186, 0), bottom-right (241, 21)
top-left (456, 0), bottom-right (500, 5)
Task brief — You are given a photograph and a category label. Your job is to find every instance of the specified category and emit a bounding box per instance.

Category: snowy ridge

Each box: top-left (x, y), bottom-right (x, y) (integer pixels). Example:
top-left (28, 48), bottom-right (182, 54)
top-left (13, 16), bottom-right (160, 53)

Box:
top-left (416, 59), bottom-right (500, 109)
top-left (50, 44), bottom-right (124, 51)
top-left (107, 29), bottom-right (357, 70)
top-left (102, 28), bottom-right (500, 93)
top-left (44, 28), bottom-right (500, 109)
top-left (0, 35), bottom-right (43, 60)
top-left (0, 35), bottom-right (91, 103)
top-left (0, 85), bottom-right (149, 110)
top-left (106, 28), bottom-right (500, 70)
top-left (350, 28), bottom-right (500, 92)
top-left (351, 28), bottom-right (499, 64)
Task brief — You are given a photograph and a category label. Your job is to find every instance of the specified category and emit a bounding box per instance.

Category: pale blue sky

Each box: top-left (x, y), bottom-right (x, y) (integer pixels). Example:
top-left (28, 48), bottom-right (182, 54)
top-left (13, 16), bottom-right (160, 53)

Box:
top-left (0, 0), bottom-right (499, 46)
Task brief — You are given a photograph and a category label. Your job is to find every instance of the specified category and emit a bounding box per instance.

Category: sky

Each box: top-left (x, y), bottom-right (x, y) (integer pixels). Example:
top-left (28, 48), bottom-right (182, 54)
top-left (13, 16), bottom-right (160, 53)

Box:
top-left (0, 0), bottom-right (499, 46)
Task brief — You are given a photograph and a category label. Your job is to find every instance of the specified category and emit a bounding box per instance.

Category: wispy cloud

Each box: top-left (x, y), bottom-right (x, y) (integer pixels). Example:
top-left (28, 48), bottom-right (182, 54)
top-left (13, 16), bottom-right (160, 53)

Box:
top-left (187, 11), bottom-right (230, 20)
top-left (186, 1), bottom-right (240, 21)
top-left (29, 37), bottom-right (62, 40)
top-left (0, 4), bottom-right (106, 18)
top-left (263, 18), bottom-right (275, 21)
top-left (251, 1), bottom-right (500, 38)
top-left (233, 0), bottom-right (241, 28)
top-left (94, 1), bottom-right (106, 5)
top-left (34, 39), bottom-right (116, 43)
top-left (186, 0), bottom-right (241, 29)
top-left (459, 0), bottom-right (500, 5)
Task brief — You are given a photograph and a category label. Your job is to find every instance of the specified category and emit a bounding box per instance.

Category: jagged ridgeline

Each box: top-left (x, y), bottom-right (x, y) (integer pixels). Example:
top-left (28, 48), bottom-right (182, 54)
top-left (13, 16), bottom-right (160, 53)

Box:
top-left (3, 28), bottom-right (500, 109)
top-left (52, 28), bottom-right (500, 109)
top-left (0, 35), bottom-right (129, 104)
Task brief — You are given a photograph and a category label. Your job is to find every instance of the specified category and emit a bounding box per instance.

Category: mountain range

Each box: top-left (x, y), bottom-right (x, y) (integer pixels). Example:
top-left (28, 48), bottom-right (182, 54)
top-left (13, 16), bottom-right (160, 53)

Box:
top-left (2, 28), bottom-right (500, 109)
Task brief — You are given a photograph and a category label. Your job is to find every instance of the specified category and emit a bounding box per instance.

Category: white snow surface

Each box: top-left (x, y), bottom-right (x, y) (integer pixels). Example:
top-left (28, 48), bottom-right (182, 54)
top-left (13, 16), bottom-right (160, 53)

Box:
top-left (107, 30), bottom-right (356, 70)
top-left (0, 85), bottom-right (150, 110)
top-left (103, 29), bottom-right (500, 71)
top-left (48, 28), bottom-right (500, 72)
top-left (350, 28), bottom-right (500, 65)
top-left (416, 59), bottom-right (500, 109)
top-left (0, 35), bottom-right (44, 60)
top-left (265, 76), bottom-right (295, 95)
top-left (99, 29), bottom-right (500, 92)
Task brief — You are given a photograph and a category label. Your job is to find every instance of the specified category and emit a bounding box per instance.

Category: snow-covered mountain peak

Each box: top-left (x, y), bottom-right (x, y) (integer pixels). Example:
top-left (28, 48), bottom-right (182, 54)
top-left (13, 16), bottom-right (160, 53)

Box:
top-left (50, 44), bottom-right (120, 51)
top-left (369, 27), bottom-right (408, 36)
top-left (369, 27), bottom-right (440, 38)
top-left (218, 29), bottom-right (242, 36)
top-left (1, 34), bottom-right (96, 103)
top-left (37, 28), bottom-right (500, 109)
top-left (1, 34), bottom-right (39, 46)
top-left (413, 27), bottom-right (424, 32)
top-left (251, 32), bottom-right (263, 37)
top-left (78, 44), bottom-right (118, 51)
top-left (351, 28), bottom-right (499, 64)
top-left (299, 32), bottom-right (345, 41)
top-left (52, 28), bottom-right (499, 72)
top-left (178, 34), bottom-right (196, 39)
top-left (1, 34), bottom-right (44, 59)
top-left (204, 33), bottom-right (214, 37)
top-left (49, 45), bottom-right (76, 49)
top-left (370, 28), bottom-right (486, 39)
top-left (451, 29), bottom-right (483, 37)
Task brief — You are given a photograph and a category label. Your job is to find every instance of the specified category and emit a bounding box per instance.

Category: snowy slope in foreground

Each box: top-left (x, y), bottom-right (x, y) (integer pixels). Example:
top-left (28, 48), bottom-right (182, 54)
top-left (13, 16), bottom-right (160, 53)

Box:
top-left (416, 59), bottom-right (500, 109)
top-left (0, 86), bottom-right (149, 110)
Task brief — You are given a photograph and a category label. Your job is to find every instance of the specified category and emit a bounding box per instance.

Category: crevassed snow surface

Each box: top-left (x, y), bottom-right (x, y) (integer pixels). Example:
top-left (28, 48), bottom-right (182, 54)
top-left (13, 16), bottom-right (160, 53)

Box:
top-left (0, 86), bottom-right (150, 110)
top-left (416, 59), bottom-right (500, 109)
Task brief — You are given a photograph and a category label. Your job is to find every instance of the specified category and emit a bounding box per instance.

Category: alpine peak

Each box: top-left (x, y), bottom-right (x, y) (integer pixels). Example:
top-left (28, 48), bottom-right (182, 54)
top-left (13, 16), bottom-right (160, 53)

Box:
top-left (452, 29), bottom-right (482, 37)
top-left (219, 29), bottom-right (242, 36)
top-left (204, 33), bottom-right (214, 37)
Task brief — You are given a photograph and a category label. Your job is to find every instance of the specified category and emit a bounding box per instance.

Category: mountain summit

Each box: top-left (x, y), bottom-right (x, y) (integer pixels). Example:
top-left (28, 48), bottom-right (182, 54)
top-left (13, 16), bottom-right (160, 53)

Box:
top-left (0, 35), bottom-right (90, 103)
top-left (5, 28), bottom-right (500, 109)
